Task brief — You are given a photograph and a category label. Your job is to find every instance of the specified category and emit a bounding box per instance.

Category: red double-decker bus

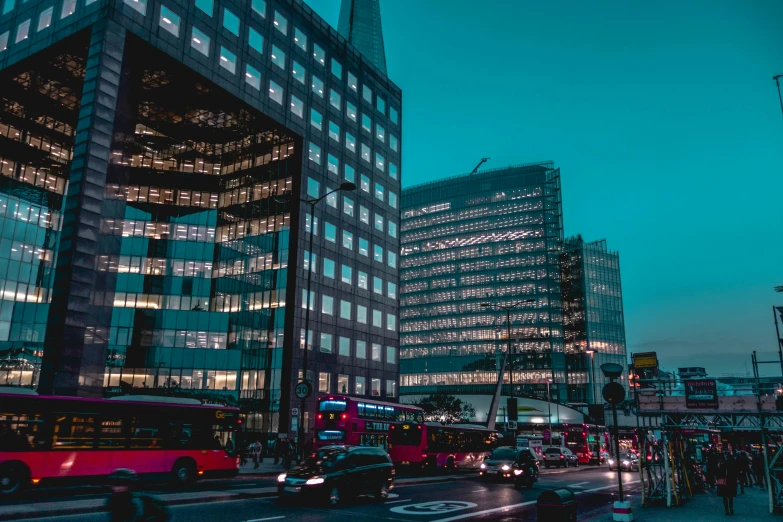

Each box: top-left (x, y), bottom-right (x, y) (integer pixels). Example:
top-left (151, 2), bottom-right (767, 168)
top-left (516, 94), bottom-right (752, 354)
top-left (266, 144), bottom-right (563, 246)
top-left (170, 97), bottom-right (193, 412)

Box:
top-left (563, 423), bottom-right (608, 464)
top-left (0, 390), bottom-right (239, 496)
top-left (389, 422), bottom-right (499, 470)
top-left (313, 396), bottom-right (423, 450)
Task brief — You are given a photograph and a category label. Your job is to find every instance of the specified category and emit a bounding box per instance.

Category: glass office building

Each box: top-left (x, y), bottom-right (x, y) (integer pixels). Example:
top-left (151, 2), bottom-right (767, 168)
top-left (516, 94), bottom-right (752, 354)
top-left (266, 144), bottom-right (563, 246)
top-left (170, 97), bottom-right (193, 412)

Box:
top-left (561, 236), bottom-right (627, 404)
top-left (0, 0), bottom-right (401, 437)
top-left (399, 163), bottom-right (568, 403)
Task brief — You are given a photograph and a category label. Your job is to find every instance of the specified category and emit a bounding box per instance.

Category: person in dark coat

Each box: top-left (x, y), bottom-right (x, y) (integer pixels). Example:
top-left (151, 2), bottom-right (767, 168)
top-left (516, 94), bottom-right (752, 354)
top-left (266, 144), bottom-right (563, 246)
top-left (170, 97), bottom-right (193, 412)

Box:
top-left (752, 451), bottom-right (766, 488)
top-left (735, 450), bottom-right (747, 494)
top-left (706, 448), bottom-right (720, 488)
top-left (717, 452), bottom-right (738, 516)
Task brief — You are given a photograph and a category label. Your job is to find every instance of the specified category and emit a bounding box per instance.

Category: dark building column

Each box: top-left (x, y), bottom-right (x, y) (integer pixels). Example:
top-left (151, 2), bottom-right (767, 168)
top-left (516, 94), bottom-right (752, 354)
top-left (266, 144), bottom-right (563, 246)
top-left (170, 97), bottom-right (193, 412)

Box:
top-left (39, 21), bottom-right (127, 397)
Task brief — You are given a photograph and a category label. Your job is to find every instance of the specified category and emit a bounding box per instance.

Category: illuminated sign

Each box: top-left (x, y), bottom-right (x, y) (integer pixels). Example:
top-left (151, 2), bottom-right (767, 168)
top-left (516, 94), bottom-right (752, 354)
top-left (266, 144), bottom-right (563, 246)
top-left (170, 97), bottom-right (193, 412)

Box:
top-left (632, 352), bottom-right (658, 369)
top-left (402, 424), bottom-right (411, 430)
top-left (365, 421), bottom-right (390, 432)
top-left (685, 380), bottom-right (719, 409)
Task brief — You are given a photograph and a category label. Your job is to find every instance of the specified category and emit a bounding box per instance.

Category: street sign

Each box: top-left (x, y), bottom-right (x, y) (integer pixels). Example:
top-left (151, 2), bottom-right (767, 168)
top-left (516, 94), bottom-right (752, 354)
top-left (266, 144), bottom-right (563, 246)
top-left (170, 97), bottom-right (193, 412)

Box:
top-left (291, 408), bottom-right (299, 417)
top-left (632, 352), bottom-right (658, 369)
top-left (506, 421), bottom-right (518, 430)
top-left (294, 381), bottom-right (312, 400)
top-left (685, 379), bottom-right (719, 409)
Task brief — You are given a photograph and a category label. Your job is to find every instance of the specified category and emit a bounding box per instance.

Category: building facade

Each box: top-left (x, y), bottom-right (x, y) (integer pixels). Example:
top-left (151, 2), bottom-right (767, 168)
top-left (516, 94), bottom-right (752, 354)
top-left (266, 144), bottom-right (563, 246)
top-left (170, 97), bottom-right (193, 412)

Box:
top-left (561, 236), bottom-right (627, 404)
top-left (399, 163), bottom-right (568, 405)
top-left (0, 0), bottom-right (401, 437)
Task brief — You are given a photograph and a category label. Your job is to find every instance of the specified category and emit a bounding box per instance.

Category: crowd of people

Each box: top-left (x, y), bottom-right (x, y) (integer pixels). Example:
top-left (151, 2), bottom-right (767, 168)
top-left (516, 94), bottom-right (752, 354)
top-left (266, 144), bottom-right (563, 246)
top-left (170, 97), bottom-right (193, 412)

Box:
top-left (703, 447), bottom-right (768, 516)
top-left (239, 438), bottom-right (301, 469)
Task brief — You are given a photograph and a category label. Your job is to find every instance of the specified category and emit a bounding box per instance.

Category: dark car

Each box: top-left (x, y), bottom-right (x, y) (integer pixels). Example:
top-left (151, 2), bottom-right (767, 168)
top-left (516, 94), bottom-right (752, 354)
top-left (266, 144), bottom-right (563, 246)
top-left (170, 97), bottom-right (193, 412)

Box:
top-left (277, 446), bottom-right (394, 505)
top-left (480, 447), bottom-right (540, 485)
top-left (543, 447), bottom-right (579, 468)
top-left (608, 452), bottom-right (639, 472)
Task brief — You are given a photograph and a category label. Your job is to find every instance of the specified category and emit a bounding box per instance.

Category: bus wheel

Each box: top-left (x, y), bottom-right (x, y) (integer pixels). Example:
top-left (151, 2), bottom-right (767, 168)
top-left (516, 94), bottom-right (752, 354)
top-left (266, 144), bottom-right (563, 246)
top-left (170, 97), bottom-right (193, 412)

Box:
top-left (171, 458), bottom-right (197, 486)
top-left (0, 462), bottom-right (29, 496)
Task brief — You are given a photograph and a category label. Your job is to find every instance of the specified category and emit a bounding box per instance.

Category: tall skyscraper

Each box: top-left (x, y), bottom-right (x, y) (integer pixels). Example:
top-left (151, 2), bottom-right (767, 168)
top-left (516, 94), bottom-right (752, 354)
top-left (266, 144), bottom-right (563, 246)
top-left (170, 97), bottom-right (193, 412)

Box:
top-left (0, 0), bottom-right (402, 440)
top-left (338, 0), bottom-right (388, 75)
top-left (561, 236), bottom-right (628, 404)
top-left (399, 163), bottom-right (568, 412)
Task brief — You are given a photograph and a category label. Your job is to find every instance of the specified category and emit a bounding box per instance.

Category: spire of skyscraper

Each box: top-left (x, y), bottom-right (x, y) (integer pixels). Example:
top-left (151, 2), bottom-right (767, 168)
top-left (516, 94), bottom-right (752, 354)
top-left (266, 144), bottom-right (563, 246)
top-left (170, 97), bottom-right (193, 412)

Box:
top-left (338, 0), bottom-right (388, 75)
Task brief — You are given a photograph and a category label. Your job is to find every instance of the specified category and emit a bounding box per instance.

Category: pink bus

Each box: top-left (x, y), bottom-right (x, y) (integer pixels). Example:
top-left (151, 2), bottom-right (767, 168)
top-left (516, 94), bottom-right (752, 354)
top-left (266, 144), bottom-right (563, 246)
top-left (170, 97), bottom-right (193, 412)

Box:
top-left (314, 395), bottom-right (423, 451)
top-left (389, 422), bottom-right (499, 471)
top-left (0, 390), bottom-right (239, 496)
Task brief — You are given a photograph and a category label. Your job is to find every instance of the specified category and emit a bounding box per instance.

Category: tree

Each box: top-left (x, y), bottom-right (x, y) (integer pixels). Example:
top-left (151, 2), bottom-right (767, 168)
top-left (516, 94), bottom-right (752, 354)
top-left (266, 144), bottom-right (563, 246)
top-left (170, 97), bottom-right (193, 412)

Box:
top-left (408, 393), bottom-right (476, 424)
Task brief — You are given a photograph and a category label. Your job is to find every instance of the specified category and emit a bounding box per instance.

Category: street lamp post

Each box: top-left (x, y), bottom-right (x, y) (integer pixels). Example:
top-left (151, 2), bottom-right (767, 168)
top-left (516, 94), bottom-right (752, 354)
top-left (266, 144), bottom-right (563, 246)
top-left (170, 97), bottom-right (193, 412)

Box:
top-left (480, 298), bottom-right (536, 399)
top-left (288, 182), bottom-right (356, 459)
top-left (547, 378), bottom-right (553, 444)
top-left (586, 349), bottom-right (596, 404)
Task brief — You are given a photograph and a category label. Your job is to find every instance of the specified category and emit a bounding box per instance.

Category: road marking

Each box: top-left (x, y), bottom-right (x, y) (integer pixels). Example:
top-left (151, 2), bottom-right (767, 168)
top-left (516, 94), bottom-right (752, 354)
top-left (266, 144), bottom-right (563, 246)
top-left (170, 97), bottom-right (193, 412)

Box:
top-left (390, 501), bottom-right (477, 515)
top-left (385, 499), bottom-right (412, 504)
top-left (471, 489), bottom-right (486, 493)
top-left (430, 500), bottom-right (537, 522)
top-left (579, 479), bottom-right (640, 494)
top-left (245, 517), bottom-right (285, 522)
top-left (567, 481), bottom-right (590, 488)
top-left (429, 480), bottom-right (643, 522)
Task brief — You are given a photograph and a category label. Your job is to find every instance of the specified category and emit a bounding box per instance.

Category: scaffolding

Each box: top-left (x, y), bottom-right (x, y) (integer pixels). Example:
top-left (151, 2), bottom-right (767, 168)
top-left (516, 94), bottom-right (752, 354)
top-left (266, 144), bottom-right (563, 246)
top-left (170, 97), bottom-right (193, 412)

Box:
top-left (636, 380), bottom-right (783, 514)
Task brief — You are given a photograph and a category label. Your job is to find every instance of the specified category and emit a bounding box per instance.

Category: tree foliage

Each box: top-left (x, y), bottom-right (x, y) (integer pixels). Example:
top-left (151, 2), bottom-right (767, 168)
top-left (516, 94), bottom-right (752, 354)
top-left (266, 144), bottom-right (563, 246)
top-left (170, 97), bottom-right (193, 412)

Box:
top-left (409, 393), bottom-right (477, 423)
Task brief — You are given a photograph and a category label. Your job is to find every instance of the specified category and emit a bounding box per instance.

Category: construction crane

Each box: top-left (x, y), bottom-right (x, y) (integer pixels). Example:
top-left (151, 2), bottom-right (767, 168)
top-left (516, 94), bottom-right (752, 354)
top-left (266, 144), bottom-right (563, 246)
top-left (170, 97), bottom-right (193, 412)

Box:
top-left (470, 157), bottom-right (490, 174)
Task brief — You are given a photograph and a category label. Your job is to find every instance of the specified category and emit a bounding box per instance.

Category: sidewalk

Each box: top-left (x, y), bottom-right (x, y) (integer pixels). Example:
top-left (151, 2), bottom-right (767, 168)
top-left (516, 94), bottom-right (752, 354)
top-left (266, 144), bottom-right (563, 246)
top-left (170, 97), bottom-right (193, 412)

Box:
top-left (238, 459), bottom-right (289, 475)
top-left (594, 484), bottom-right (778, 521)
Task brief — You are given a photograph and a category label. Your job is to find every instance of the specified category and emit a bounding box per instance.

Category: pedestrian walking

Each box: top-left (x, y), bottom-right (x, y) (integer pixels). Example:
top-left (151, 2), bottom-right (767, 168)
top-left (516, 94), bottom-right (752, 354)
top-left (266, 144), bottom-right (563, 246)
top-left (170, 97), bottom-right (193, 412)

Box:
top-left (752, 451), bottom-right (766, 488)
top-left (252, 440), bottom-right (262, 469)
top-left (716, 451), bottom-right (738, 516)
top-left (735, 450), bottom-right (747, 494)
top-left (274, 439), bottom-right (285, 465)
top-left (706, 447), bottom-right (720, 488)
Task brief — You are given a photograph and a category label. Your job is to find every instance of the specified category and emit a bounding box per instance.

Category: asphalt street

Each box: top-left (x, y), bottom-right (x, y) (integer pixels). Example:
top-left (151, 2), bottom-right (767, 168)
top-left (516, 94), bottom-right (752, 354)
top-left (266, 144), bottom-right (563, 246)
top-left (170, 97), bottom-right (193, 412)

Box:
top-left (11, 468), bottom-right (641, 521)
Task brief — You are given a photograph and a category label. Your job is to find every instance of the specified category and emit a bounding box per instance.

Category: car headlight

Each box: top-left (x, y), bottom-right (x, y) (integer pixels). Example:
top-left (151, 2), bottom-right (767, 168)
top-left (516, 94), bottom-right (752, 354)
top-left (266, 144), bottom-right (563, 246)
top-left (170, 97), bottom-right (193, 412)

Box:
top-left (513, 469), bottom-right (524, 475)
top-left (501, 465), bottom-right (510, 471)
top-left (623, 461), bottom-right (630, 466)
top-left (277, 473), bottom-right (287, 483)
top-left (608, 459), bottom-right (615, 465)
top-left (305, 477), bottom-right (325, 485)
top-left (480, 463), bottom-right (486, 469)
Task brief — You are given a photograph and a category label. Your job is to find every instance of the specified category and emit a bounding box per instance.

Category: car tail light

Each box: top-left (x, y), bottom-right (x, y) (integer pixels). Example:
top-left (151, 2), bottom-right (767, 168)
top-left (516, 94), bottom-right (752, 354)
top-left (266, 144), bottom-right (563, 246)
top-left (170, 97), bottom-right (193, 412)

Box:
top-left (560, 455), bottom-right (565, 459)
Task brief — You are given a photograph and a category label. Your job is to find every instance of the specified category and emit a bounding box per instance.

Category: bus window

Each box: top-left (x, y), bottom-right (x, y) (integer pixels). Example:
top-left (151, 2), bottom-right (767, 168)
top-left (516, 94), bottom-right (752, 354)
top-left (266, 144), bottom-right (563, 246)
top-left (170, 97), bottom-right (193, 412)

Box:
top-left (130, 416), bottom-right (163, 449)
top-left (365, 404), bottom-right (377, 419)
top-left (384, 406), bottom-right (395, 420)
top-left (52, 414), bottom-right (96, 449)
top-left (0, 412), bottom-right (44, 451)
top-left (357, 403), bottom-right (365, 417)
top-left (98, 417), bottom-right (125, 448)
top-left (319, 400), bottom-right (347, 412)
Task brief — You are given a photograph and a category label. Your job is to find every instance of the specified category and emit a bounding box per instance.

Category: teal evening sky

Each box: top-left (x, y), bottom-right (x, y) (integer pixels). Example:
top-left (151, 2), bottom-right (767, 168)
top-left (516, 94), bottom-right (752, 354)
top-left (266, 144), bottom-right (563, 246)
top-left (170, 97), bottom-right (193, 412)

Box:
top-left (308, 0), bottom-right (783, 376)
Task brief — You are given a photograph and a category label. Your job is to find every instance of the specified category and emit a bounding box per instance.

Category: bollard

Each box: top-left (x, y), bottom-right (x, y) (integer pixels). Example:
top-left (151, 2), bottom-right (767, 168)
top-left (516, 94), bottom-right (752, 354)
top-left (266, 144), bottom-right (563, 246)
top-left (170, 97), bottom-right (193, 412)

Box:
top-left (613, 500), bottom-right (634, 521)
